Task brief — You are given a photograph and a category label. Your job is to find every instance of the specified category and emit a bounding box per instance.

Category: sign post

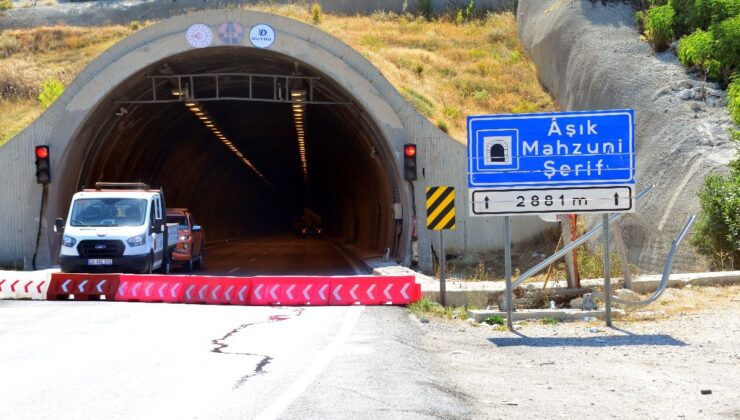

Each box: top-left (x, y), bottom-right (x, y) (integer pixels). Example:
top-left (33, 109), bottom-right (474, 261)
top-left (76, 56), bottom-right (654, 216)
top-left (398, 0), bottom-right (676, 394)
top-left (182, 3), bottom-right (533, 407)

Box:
top-left (426, 186), bottom-right (456, 306)
top-left (467, 110), bottom-right (636, 329)
top-left (503, 216), bottom-right (513, 330)
top-left (603, 213), bottom-right (613, 327)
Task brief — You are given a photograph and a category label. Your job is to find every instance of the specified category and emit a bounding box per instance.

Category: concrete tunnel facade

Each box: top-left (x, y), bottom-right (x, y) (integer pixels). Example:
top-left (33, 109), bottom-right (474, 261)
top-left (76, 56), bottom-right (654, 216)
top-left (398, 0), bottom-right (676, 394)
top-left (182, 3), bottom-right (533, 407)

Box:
top-left (0, 10), bottom-right (553, 271)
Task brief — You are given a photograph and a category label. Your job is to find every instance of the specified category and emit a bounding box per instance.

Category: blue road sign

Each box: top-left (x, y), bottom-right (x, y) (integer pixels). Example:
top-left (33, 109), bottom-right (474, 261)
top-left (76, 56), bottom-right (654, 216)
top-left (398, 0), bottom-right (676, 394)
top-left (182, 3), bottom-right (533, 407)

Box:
top-left (467, 110), bottom-right (635, 188)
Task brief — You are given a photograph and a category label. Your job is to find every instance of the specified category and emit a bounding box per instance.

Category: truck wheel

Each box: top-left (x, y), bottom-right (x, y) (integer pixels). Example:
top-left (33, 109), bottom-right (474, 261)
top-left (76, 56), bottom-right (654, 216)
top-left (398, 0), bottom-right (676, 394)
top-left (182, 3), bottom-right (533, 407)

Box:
top-left (159, 252), bottom-right (172, 274)
top-left (194, 246), bottom-right (204, 270)
top-left (184, 258), bottom-right (193, 273)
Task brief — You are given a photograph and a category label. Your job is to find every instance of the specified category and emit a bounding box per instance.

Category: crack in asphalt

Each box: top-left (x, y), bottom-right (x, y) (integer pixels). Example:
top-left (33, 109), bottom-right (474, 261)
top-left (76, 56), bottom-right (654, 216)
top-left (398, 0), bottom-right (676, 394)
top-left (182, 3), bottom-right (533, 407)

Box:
top-left (210, 308), bottom-right (304, 389)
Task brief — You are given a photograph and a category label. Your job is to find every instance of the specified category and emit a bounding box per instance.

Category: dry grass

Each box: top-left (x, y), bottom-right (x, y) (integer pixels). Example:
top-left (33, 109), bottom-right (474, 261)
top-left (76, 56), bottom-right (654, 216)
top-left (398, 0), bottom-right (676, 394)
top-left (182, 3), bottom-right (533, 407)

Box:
top-left (0, 6), bottom-right (556, 146)
top-left (620, 285), bottom-right (740, 322)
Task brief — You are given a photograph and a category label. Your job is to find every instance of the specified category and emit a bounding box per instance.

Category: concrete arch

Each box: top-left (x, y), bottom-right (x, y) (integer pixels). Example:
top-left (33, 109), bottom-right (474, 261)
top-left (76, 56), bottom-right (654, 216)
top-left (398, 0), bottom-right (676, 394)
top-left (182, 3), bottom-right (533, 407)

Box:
top-left (0, 9), bottom-right (552, 270)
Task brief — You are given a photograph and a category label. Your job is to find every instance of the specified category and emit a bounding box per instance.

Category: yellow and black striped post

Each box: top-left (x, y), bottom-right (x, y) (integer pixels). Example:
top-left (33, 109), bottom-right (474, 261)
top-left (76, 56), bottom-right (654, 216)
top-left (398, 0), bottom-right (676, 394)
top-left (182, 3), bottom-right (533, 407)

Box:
top-left (426, 186), bottom-right (456, 231)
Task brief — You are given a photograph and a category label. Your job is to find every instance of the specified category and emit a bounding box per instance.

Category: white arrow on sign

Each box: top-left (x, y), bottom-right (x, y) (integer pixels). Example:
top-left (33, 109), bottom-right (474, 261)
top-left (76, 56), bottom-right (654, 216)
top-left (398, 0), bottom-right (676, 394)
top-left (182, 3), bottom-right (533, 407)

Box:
top-left (78, 279), bottom-right (88, 293)
top-left (319, 284), bottom-right (328, 301)
top-left (61, 279), bottom-right (72, 293)
top-left (349, 284), bottom-right (359, 300)
top-left (286, 284), bottom-right (296, 300)
top-left (269, 285), bottom-right (279, 300)
top-left (225, 286), bottom-right (234, 301)
top-left (171, 283), bottom-right (180, 299)
top-left (254, 284), bottom-right (264, 300)
top-left (96, 280), bottom-right (107, 294)
top-left (131, 283), bottom-right (141, 297)
top-left (384, 284), bottom-right (393, 300)
top-left (145, 283), bottom-right (154, 297)
top-left (400, 283), bottom-right (410, 300)
top-left (302, 284), bottom-right (312, 301)
top-left (117, 281), bottom-right (128, 296)
top-left (333, 285), bottom-right (342, 301)
top-left (185, 284), bottom-right (195, 300)
top-left (198, 285), bottom-right (208, 300)
top-left (212, 285), bottom-right (222, 301)
top-left (238, 285), bottom-right (248, 302)
top-left (367, 284), bottom-right (376, 300)
top-left (158, 283), bottom-right (168, 298)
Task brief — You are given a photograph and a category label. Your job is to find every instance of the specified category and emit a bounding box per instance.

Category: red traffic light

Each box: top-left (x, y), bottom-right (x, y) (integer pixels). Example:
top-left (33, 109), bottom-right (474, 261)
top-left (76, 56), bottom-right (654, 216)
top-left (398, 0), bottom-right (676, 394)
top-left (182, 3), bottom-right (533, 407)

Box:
top-left (35, 146), bottom-right (49, 159)
top-left (404, 144), bottom-right (416, 157)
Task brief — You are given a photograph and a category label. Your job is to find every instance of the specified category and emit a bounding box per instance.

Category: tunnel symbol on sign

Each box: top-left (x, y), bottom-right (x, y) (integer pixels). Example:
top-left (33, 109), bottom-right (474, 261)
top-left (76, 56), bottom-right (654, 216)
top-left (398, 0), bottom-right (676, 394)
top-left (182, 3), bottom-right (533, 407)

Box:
top-left (483, 135), bottom-right (512, 165)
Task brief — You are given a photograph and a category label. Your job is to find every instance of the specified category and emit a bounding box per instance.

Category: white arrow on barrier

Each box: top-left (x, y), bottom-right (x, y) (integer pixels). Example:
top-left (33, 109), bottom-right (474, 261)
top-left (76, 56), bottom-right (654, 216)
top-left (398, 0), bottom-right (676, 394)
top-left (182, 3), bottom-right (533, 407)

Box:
top-left (117, 281), bottom-right (128, 296)
top-left (238, 285), bottom-right (248, 302)
top-left (270, 285), bottom-right (279, 300)
top-left (198, 285), bottom-right (208, 300)
top-left (349, 284), bottom-right (359, 300)
top-left (145, 283), bottom-right (154, 297)
top-left (384, 284), bottom-right (393, 300)
top-left (171, 283), bottom-right (180, 299)
top-left (367, 284), bottom-right (376, 300)
top-left (158, 283), bottom-right (168, 298)
top-left (61, 279), bottom-right (72, 293)
top-left (96, 280), bottom-right (107, 294)
top-left (303, 284), bottom-right (313, 301)
top-left (78, 280), bottom-right (88, 293)
top-left (185, 284), bottom-right (195, 300)
top-left (212, 285), bottom-right (222, 301)
top-left (286, 284), bottom-right (295, 300)
top-left (225, 286), bottom-right (234, 301)
top-left (333, 285), bottom-right (342, 301)
top-left (254, 284), bottom-right (264, 300)
top-left (319, 284), bottom-right (328, 301)
top-left (131, 283), bottom-right (141, 297)
top-left (401, 283), bottom-right (410, 300)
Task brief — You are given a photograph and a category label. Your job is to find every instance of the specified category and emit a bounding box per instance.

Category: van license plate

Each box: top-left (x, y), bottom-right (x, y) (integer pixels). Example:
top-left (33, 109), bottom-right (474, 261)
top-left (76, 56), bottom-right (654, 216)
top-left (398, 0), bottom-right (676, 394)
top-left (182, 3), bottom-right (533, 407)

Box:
top-left (88, 259), bottom-right (112, 265)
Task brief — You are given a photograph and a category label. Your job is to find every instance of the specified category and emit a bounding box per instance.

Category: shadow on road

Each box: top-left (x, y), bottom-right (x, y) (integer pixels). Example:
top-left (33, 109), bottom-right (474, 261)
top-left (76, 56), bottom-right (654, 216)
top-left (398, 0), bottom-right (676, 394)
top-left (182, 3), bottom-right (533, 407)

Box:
top-left (488, 329), bottom-right (686, 347)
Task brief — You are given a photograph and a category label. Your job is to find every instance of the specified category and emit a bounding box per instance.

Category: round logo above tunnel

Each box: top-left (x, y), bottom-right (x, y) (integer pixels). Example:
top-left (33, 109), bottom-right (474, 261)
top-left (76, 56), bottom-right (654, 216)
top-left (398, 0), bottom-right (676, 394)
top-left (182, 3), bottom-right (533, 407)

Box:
top-left (249, 24), bottom-right (275, 49)
top-left (218, 21), bottom-right (245, 45)
top-left (186, 24), bottom-right (213, 49)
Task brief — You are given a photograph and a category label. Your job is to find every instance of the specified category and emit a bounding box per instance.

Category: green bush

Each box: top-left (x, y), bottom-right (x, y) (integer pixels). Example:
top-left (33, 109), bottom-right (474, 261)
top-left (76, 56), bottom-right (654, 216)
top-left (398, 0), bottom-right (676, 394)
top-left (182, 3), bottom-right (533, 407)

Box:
top-left (418, 0), bottom-right (433, 21)
top-left (0, 0), bottom-right (12, 11)
top-left (670, 0), bottom-right (696, 36)
top-left (728, 74), bottom-right (740, 125)
top-left (483, 315), bottom-right (505, 325)
top-left (635, 10), bottom-right (647, 32)
top-left (311, 2), bottom-right (322, 24)
top-left (646, 4), bottom-right (676, 51)
top-left (712, 15), bottom-right (740, 84)
top-left (38, 78), bottom-right (64, 109)
top-left (677, 29), bottom-right (720, 81)
top-left (691, 158), bottom-right (740, 270)
top-left (689, 0), bottom-right (740, 32)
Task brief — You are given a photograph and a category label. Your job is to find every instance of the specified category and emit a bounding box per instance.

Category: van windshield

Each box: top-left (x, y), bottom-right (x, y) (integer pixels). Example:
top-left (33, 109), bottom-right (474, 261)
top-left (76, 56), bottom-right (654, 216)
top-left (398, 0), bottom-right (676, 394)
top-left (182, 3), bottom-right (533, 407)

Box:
top-left (70, 198), bottom-right (148, 227)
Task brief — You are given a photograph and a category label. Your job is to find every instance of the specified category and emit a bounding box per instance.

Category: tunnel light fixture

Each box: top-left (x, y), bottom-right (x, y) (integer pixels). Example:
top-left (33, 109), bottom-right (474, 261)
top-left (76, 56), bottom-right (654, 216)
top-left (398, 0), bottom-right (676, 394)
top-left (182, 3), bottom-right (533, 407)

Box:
top-left (291, 90), bottom-right (309, 185)
top-left (185, 101), bottom-right (196, 107)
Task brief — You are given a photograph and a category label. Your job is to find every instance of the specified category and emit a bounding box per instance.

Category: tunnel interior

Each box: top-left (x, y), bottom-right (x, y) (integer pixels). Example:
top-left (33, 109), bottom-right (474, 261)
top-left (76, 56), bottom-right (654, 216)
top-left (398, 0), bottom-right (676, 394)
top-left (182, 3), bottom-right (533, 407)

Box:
top-left (66, 47), bottom-right (401, 261)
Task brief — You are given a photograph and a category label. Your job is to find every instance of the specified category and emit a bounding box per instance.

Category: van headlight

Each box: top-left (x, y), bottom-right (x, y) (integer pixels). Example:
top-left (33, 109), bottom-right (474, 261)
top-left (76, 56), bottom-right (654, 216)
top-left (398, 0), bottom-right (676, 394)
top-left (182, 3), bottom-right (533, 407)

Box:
top-left (179, 235), bottom-right (189, 241)
top-left (62, 235), bottom-right (77, 247)
top-left (127, 234), bottom-right (146, 247)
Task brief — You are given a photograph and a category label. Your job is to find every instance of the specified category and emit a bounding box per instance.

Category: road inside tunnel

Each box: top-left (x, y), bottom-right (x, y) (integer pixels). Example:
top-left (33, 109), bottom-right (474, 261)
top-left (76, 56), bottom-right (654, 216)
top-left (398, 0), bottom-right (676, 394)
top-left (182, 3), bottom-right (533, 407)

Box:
top-left (60, 47), bottom-right (403, 274)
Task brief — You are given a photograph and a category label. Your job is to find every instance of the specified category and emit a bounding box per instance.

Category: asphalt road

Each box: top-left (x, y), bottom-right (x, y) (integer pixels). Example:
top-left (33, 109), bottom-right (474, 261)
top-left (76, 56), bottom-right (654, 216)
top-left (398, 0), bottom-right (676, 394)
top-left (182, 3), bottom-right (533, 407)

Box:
top-left (189, 235), bottom-right (367, 276)
top-left (0, 301), bottom-right (468, 420)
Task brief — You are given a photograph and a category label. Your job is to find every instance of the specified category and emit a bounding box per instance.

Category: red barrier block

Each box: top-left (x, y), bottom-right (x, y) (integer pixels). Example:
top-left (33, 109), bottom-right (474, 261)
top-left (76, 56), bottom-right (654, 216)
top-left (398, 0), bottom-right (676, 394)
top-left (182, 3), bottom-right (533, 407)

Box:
top-left (249, 277), bottom-right (330, 306)
top-left (49, 273), bottom-right (120, 301)
top-left (205, 278), bottom-right (251, 305)
top-left (329, 275), bottom-right (420, 306)
top-left (181, 278), bottom-right (211, 304)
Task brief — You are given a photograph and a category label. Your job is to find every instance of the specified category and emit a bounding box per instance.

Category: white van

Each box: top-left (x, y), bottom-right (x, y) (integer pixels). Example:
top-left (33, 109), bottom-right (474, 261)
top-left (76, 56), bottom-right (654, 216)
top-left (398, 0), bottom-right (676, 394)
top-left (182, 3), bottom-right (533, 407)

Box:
top-left (55, 183), bottom-right (178, 274)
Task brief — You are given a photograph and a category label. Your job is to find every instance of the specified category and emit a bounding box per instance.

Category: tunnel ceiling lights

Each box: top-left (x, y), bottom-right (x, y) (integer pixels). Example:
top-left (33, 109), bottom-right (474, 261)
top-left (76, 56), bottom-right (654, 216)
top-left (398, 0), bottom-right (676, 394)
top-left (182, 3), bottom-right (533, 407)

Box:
top-left (292, 90), bottom-right (309, 185)
top-left (184, 100), bottom-right (274, 189)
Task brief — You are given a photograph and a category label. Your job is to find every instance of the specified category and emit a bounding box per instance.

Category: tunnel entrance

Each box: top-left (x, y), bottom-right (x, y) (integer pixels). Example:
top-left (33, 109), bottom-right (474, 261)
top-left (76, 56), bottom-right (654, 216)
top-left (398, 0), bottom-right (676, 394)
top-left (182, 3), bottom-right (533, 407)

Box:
top-left (65, 47), bottom-right (402, 274)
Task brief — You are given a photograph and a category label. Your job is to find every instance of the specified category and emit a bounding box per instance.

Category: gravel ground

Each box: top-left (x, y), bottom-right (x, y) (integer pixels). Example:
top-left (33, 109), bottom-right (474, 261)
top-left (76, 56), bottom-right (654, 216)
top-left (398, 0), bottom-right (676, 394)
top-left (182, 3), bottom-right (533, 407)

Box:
top-left (416, 287), bottom-right (740, 419)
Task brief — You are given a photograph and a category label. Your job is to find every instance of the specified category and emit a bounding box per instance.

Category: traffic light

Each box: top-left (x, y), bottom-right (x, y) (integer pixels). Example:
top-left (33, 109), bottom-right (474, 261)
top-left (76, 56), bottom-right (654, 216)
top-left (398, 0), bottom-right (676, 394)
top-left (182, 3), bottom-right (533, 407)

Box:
top-left (403, 144), bottom-right (417, 181)
top-left (35, 145), bottom-right (51, 185)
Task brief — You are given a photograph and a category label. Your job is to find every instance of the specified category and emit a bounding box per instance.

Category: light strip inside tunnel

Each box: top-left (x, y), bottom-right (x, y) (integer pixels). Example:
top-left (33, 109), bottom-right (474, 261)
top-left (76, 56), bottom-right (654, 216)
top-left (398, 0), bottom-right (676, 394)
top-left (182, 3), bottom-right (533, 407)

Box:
top-left (291, 90), bottom-right (309, 185)
top-left (184, 100), bottom-right (273, 187)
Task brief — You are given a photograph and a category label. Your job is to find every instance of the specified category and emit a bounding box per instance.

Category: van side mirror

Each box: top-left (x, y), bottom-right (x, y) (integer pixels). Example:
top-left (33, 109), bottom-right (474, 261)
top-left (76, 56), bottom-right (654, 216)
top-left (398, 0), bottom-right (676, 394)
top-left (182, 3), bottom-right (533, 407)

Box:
top-left (54, 218), bottom-right (65, 234)
top-left (192, 225), bottom-right (202, 232)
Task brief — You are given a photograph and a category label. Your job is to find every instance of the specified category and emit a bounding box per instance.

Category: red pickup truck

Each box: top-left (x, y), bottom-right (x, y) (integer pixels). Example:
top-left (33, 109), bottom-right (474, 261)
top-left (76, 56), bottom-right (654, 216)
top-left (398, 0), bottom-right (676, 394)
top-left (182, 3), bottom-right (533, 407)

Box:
top-left (166, 208), bottom-right (205, 272)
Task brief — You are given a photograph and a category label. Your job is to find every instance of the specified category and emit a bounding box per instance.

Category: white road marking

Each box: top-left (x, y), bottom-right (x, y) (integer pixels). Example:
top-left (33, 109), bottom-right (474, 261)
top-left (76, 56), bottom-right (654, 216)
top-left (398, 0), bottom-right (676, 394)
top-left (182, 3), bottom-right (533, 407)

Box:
top-left (250, 257), bottom-right (258, 262)
top-left (255, 306), bottom-right (364, 420)
top-left (228, 267), bottom-right (240, 274)
top-left (261, 251), bottom-right (268, 256)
